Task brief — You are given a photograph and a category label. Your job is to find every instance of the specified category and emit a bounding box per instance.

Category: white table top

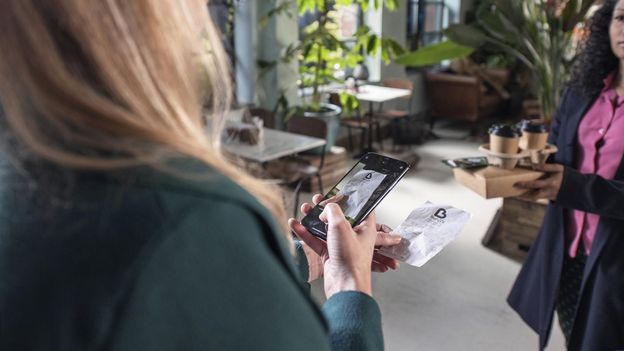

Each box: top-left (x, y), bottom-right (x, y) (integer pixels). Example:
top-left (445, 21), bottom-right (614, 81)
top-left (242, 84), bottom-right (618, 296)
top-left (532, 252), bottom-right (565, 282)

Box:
top-left (353, 84), bottom-right (411, 103)
top-left (222, 125), bottom-right (326, 163)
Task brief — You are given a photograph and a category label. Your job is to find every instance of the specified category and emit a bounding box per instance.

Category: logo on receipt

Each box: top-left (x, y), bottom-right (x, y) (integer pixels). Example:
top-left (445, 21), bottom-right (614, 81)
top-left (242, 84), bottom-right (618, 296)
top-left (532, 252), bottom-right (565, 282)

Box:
top-left (434, 208), bottom-right (447, 219)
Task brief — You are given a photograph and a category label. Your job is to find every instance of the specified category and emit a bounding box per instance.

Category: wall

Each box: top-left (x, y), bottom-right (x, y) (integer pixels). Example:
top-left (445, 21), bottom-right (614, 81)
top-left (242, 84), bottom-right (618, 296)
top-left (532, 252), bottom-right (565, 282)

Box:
top-left (379, 0), bottom-right (408, 80)
top-left (234, 0), bottom-right (299, 117)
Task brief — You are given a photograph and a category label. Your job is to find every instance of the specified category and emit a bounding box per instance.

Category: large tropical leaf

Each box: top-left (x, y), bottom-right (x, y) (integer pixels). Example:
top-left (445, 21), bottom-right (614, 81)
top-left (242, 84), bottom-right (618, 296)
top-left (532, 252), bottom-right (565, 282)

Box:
top-left (444, 24), bottom-right (488, 48)
top-left (562, 0), bottom-right (598, 32)
top-left (477, 5), bottom-right (519, 44)
top-left (493, 0), bottom-right (524, 28)
top-left (395, 41), bottom-right (474, 67)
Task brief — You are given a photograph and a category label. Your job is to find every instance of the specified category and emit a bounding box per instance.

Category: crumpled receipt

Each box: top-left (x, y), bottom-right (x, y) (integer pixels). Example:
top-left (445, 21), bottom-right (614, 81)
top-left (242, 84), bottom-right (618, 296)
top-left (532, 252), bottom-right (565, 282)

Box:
top-left (377, 202), bottom-right (471, 267)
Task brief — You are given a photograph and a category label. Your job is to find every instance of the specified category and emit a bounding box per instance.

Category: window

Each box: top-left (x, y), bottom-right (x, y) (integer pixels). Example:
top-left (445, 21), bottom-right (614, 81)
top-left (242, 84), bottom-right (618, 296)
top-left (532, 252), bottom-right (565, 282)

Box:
top-left (407, 0), bottom-right (456, 50)
top-left (298, 3), bottom-right (361, 44)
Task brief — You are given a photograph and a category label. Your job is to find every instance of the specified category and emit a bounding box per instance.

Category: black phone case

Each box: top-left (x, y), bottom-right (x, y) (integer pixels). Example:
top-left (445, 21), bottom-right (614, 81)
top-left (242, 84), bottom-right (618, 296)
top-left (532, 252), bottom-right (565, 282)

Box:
top-left (300, 152), bottom-right (410, 239)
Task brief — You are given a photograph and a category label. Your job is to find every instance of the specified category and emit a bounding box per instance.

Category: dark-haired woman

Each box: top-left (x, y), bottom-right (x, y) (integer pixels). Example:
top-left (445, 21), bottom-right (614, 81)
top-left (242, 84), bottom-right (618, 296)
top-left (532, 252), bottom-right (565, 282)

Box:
top-left (508, 0), bottom-right (624, 350)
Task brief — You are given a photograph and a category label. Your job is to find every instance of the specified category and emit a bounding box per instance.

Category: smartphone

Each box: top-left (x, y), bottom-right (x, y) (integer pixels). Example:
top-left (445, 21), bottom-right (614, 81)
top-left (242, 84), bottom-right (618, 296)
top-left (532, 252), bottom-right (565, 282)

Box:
top-left (301, 152), bottom-right (410, 240)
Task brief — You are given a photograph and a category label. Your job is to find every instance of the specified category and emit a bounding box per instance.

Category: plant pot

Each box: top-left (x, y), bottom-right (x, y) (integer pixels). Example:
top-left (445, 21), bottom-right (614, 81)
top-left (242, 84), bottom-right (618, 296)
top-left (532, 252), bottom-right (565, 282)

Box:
top-left (303, 103), bottom-right (342, 154)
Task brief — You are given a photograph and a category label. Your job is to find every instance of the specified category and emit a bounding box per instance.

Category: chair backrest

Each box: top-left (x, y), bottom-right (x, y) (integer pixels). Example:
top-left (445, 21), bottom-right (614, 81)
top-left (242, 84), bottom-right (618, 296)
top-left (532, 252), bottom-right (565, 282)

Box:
top-left (382, 78), bottom-right (414, 113)
top-left (382, 78), bottom-right (414, 95)
top-left (286, 116), bottom-right (327, 140)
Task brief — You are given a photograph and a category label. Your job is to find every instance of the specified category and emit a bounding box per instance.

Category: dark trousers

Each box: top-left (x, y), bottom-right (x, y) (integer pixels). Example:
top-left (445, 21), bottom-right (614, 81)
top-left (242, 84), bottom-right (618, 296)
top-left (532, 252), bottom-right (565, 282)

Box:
top-left (556, 242), bottom-right (587, 344)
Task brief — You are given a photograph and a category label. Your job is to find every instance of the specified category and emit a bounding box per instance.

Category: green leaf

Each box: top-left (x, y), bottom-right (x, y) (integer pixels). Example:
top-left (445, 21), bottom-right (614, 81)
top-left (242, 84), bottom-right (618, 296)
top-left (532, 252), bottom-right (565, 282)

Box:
top-left (562, 0), bottom-right (598, 32)
top-left (478, 5), bottom-right (517, 44)
top-left (395, 41), bottom-right (474, 67)
top-left (339, 92), bottom-right (360, 114)
top-left (384, 38), bottom-right (406, 56)
top-left (381, 43), bottom-right (390, 64)
top-left (444, 24), bottom-right (488, 48)
top-left (366, 35), bottom-right (377, 54)
top-left (358, 0), bottom-right (369, 12)
top-left (385, 0), bottom-right (397, 11)
top-left (492, 0), bottom-right (523, 28)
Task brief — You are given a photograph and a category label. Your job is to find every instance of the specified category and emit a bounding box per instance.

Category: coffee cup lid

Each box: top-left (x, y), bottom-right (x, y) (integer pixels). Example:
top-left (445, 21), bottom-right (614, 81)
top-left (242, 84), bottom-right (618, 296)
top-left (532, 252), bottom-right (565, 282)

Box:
top-left (518, 119), bottom-right (547, 133)
top-left (488, 123), bottom-right (521, 138)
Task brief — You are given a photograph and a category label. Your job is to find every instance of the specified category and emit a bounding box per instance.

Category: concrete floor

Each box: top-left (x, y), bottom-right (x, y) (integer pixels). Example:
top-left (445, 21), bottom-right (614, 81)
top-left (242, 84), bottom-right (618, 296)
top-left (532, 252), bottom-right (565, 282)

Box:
top-left (299, 137), bottom-right (566, 350)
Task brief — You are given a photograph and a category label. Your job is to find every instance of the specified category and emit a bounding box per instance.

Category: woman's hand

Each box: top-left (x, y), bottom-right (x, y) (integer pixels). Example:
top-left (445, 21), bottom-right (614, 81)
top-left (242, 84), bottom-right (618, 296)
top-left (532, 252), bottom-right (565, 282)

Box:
top-left (515, 163), bottom-right (565, 201)
top-left (289, 194), bottom-right (401, 298)
top-left (318, 193), bottom-right (345, 207)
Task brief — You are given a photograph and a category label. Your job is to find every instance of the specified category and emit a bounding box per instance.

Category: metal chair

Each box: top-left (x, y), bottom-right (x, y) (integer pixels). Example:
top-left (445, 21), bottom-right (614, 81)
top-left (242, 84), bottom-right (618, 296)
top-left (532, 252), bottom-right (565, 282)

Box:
top-left (330, 93), bottom-right (382, 154)
top-left (373, 78), bottom-right (414, 149)
top-left (276, 116), bottom-right (327, 218)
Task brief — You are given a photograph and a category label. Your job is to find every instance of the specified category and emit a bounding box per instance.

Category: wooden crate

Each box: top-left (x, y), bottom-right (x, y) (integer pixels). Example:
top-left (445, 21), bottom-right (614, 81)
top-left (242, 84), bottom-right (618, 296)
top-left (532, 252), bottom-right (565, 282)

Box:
top-left (501, 239), bottom-right (531, 261)
top-left (497, 198), bottom-right (547, 261)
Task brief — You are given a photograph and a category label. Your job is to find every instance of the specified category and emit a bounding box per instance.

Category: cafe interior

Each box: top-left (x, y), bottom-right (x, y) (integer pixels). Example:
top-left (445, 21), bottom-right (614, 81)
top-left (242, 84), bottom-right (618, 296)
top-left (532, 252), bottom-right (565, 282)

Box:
top-left (209, 0), bottom-right (610, 349)
top-left (6, 0), bottom-right (624, 351)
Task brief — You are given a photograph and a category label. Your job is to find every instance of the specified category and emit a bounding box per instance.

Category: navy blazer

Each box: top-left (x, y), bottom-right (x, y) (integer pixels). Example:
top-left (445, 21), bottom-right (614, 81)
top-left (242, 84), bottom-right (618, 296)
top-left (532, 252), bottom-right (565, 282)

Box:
top-left (508, 87), bottom-right (624, 351)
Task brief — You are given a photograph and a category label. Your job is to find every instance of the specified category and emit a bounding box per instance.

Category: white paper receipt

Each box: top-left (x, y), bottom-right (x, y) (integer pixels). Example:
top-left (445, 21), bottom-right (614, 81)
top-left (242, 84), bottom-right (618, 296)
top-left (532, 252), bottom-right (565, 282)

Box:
top-left (377, 202), bottom-right (471, 267)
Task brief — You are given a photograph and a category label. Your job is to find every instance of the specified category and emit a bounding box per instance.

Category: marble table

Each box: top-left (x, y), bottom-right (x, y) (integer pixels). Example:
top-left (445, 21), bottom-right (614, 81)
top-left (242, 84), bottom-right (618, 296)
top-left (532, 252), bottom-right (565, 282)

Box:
top-left (222, 124), bottom-right (326, 163)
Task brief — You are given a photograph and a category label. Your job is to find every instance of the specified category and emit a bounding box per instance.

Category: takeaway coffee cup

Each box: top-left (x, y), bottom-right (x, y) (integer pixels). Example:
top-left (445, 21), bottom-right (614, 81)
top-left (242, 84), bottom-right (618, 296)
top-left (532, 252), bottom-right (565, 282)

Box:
top-left (518, 119), bottom-right (548, 150)
top-left (489, 124), bottom-right (521, 154)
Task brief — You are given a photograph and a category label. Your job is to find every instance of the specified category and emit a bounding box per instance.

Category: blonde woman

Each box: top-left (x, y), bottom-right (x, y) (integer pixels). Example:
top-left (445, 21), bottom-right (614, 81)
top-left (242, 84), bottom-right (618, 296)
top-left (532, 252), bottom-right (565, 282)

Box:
top-left (0, 1), bottom-right (402, 350)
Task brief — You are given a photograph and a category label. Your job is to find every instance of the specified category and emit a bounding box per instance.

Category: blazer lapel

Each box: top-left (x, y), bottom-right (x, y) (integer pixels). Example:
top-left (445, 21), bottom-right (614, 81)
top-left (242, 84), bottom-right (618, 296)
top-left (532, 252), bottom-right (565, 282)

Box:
top-left (560, 92), bottom-right (598, 166)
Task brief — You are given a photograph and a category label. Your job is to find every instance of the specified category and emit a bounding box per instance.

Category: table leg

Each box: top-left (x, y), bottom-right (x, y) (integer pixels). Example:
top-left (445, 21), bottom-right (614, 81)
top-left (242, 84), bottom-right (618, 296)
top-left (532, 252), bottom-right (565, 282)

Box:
top-left (364, 101), bottom-right (376, 154)
top-left (353, 101), bottom-right (377, 159)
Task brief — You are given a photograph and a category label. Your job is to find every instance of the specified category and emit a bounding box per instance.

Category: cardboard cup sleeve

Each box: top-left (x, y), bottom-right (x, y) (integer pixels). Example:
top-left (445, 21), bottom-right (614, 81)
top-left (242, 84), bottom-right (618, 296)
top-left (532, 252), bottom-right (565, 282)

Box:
top-left (520, 131), bottom-right (548, 150)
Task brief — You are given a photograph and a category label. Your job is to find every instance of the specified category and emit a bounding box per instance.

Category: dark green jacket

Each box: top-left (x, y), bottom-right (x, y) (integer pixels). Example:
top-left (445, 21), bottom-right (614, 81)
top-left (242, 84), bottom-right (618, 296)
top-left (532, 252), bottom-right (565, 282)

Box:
top-left (0, 158), bottom-right (383, 350)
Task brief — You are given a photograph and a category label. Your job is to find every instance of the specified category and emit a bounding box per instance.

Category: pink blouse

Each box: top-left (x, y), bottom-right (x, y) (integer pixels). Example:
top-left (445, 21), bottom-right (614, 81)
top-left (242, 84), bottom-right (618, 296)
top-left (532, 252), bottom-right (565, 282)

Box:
top-left (568, 73), bottom-right (624, 257)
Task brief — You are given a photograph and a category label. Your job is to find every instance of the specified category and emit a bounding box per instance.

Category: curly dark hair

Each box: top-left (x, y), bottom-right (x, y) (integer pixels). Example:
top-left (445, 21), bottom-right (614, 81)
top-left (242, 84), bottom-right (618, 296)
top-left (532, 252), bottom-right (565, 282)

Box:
top-left (569, 0), bottom-right (619, 96)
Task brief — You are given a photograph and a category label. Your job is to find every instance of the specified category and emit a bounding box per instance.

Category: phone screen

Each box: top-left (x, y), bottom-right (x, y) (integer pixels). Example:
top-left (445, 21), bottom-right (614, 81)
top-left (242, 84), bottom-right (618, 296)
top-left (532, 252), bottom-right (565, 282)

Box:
top-left (301, 153), bottom-right (410, 239)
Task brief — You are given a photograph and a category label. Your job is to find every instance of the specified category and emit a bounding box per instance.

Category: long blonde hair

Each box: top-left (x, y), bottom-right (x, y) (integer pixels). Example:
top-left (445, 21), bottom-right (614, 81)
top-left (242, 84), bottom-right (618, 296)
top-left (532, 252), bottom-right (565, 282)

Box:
top-left (0, 0), bottom-right (289, 238)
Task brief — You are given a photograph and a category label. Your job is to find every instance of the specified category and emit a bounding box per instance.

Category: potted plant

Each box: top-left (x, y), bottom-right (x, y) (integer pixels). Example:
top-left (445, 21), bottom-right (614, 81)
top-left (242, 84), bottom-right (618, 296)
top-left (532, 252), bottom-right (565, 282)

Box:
top-left (444, 0), bottom-right (598, 122)
top-left (263, 0), bottom-right (405, 151)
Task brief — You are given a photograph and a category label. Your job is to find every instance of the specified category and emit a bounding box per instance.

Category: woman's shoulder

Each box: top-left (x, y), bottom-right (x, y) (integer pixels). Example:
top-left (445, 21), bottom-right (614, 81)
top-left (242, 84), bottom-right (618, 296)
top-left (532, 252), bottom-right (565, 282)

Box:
top-left (561, 83), bottom-right (602, 104)
top-left (111, 157), bottom-right (263, 209)
top-left (0, 155), bottom-right (282, 251)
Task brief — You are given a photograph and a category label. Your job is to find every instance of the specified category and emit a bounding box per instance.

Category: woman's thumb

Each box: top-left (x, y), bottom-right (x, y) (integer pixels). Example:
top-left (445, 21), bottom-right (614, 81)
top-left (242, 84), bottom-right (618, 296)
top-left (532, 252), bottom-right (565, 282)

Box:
top-left (321, 203), bottom-right (351, 238)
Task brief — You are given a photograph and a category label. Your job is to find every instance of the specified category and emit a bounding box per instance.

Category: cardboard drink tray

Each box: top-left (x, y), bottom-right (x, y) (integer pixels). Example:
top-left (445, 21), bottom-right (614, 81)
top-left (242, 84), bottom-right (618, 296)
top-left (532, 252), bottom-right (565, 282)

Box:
top-left (453, 166), bottom-right (544, 199)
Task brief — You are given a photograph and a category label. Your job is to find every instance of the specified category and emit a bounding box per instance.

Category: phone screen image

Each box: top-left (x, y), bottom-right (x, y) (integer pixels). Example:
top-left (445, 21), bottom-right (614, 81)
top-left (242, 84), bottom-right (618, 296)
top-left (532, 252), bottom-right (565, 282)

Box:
top-left (301, 153), bottom-right (409, 239)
